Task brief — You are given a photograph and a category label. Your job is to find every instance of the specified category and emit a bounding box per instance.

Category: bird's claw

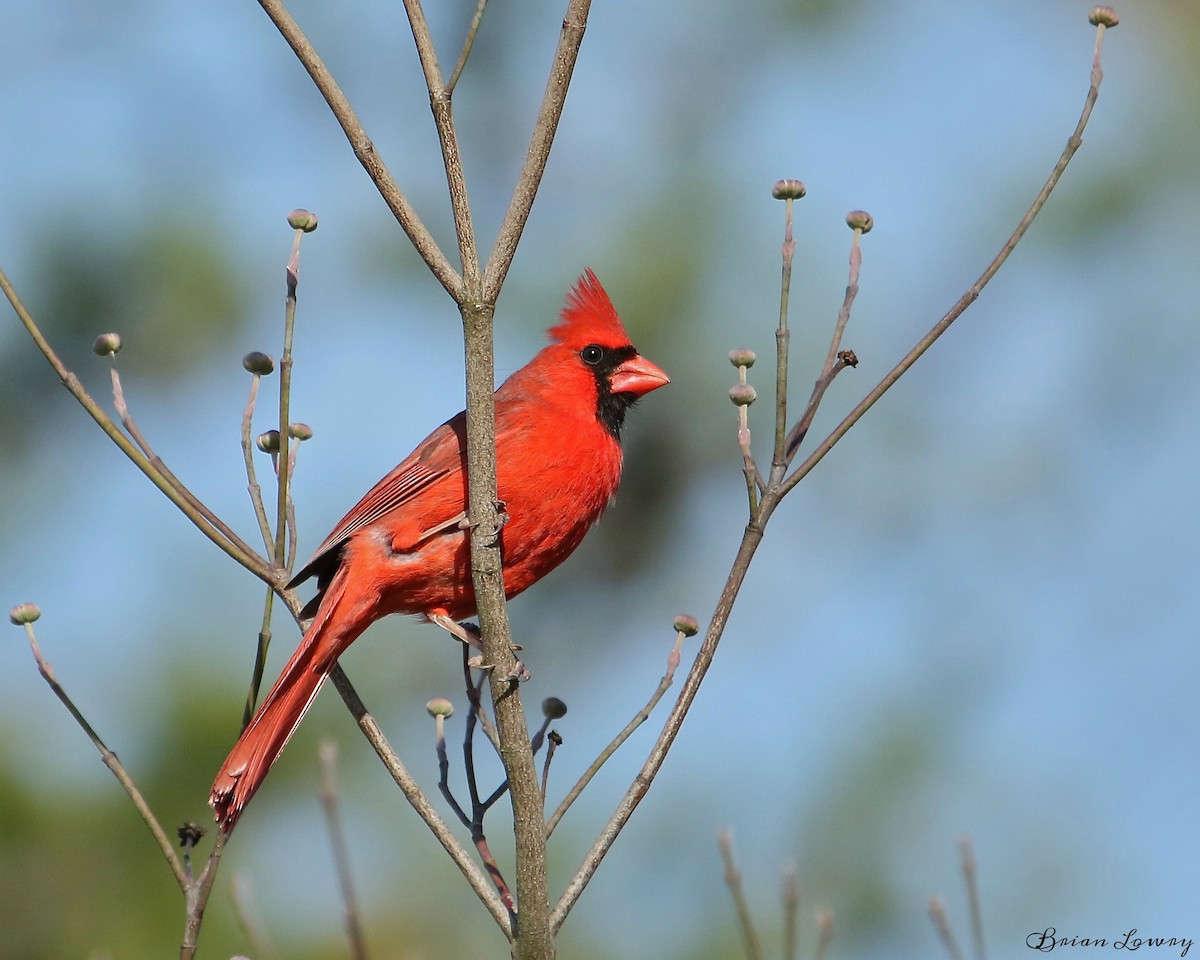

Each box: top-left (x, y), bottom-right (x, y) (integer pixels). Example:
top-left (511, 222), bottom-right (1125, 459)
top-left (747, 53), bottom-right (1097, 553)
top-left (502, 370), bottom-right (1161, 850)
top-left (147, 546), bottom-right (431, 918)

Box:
top-left (498, 660), bottom-right (530, 683)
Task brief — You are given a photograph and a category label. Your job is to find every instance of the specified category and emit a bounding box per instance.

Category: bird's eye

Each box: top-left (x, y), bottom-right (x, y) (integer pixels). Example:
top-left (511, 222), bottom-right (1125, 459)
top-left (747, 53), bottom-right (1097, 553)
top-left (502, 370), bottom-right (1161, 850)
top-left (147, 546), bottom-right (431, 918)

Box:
top-left (580, 344), bottom-right (604, 366)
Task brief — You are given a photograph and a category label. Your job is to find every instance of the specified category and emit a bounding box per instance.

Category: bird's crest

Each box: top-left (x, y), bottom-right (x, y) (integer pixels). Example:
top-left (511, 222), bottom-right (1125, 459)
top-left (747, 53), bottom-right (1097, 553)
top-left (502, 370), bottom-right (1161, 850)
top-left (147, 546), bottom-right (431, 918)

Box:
top-left (548, 270), bottom-right (631, 347)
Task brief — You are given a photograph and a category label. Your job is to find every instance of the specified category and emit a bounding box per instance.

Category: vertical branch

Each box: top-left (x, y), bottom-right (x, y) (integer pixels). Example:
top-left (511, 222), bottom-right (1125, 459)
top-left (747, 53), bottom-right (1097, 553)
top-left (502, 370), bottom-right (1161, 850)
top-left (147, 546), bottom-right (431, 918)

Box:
top-left (460, 298), bottom-right (554, 958)
top-left (402, 0), bottom-right (480, 286)
top-left (319, 741), bottom-right (371, 960)
top-left (769, 180), bottom-right (805, 479)
top-left (274, 213), bottom-right (311, 569)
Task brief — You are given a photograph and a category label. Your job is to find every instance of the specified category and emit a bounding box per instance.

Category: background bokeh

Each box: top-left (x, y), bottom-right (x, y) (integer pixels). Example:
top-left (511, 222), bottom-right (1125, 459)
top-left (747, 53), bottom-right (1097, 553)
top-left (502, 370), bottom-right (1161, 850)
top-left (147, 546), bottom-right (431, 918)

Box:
top-left (2, 2), bottom-right (1197, 958)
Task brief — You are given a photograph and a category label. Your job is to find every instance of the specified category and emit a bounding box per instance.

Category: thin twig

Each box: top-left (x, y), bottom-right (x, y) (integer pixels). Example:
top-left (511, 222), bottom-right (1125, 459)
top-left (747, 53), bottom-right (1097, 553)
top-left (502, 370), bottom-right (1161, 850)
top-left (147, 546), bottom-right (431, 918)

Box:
top-left (241, 589), bottom-right (276, 730)
top-left (241, 371), bottom-right (275, 553)
top-left (783, 225), bottom-right (864, 460)
top-left (274, 227), bottom-right (301, 569)
top-left (540, 732), bottom-right (560, 803)
top-left (958, 837), bottom-right (986, 960)
top-left (18, 617), bottom-right (188, 890)
top-left (0, 266), bottom-right (272, 579)
top-left (108, 364), bottom-right (262, 561)
top-left (781, 864), bottom-right (799, 960)
top-left (254, 0), bottom-right (461, 298)
top-left (552, 526), bottom-right (766, 932)
top-left (229, 875), bottom-right (280, 960)
top-left (929, 898), bottom-right (966, 960)
top-left (546, 628), bottom-right (687, 838)
top-left (446, 0), bottom-right (489, 96)
top-left (402, 0), bottom-right (480, 288)
top-left (781, 17), bottom-right (1114, 498)
top-left (813, 909), bottom-right (833, 960)
top-left (327, 665), bottom-right (513, 939)
top-left (770, 193), bottom-right (798, 479)
top-left (482, 0), bottom-right (592, 300)
top-left (319, 740), bottom-right (371, 960)
top-left (718, 831), bottom-right (763, 960)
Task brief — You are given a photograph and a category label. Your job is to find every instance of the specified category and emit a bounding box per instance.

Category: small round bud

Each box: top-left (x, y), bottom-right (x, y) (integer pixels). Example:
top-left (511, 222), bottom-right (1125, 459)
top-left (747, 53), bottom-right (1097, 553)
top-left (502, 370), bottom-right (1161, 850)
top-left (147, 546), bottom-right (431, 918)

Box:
top-left (772, 179), bottom-right (807, 200)
top-left (288, 422), bottom-right (313, 441)
top-left (1088, 6), bottom-right (1119, 27)
top-left (92, 333), bottom-right (123, 357)
top-left (9, 603), bottom-right (41, 625)
top-left (287, 209), bottom-right (319, 232)
top-left (256, 430), bottom-right (281, 453)
top-left (242, 352), bottom-right (275, 376)
top-left (177, 822), bottom-right (206, 847)
top-left (541, 697), bottom-right (568, 720)
top-left (846, 210), bottom-right (874, 233)
top-left (673, 614), bottom-right (700, 637)
top-left (729, 384), bottom-right (757, 406)
top-left (426, 697), bottom-right (454, 718)
top-left (728, 348), bottom-right (757, 369)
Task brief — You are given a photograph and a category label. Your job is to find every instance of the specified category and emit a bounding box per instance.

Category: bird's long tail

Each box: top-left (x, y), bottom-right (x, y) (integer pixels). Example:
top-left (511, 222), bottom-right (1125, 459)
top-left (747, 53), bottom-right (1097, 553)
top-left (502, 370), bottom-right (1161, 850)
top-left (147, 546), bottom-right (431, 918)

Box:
top-left (210, 566), bottom-right (371, 832)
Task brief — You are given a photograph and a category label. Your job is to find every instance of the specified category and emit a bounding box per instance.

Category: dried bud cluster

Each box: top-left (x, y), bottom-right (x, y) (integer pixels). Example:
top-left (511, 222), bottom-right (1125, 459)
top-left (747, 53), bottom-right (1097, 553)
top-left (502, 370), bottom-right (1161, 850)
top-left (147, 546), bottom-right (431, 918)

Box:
top-left (177, 822), bottom-right (207, 847)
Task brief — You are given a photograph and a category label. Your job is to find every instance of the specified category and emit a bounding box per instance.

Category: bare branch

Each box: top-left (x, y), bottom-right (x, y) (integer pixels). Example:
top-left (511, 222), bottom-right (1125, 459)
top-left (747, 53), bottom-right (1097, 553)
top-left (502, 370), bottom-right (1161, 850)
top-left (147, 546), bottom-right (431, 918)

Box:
top-left (482, 0), bottom-right (592, 299)
top-left (254, 0), bottom-right (462, 298)
top-left (782, 17), bottom-right (1114, 498)
top-left (718, 830), bottom-right (763, 960)
top-left (327, 665), bottom-right (513, 938)
top-left (0, 266), bottom-right (272, 579)
top-left (319, 741), bottom-right (371, 960)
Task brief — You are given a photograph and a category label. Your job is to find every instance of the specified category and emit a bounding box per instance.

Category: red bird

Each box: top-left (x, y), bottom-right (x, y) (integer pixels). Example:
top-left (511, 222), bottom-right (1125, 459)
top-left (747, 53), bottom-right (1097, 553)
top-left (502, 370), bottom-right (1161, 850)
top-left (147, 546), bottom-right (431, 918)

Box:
top-left (211, 271), bottom-right (668, 831)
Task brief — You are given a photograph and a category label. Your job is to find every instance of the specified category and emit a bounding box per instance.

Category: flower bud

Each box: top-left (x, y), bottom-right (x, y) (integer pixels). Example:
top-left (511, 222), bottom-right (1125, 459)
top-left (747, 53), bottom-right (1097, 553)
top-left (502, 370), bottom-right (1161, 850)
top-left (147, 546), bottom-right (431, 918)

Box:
top-left (772, 179), bottom-right (807, 200)
top-left (673, 614), bottom-right (700, 637)
top-left (728, 348), bottom-right (757, 369)
top-left (287, 209), bottom-right (319, 232)
top-left (1088, 6), bottom-right (1119, 27)
top-left (729, 384), bottom-right (757, 406)
top-left (256, 430), bottom-right (281, 453)
top-left (426, 697), bottom-right (454, 718)
top-left (242, 352), bottom-right (275, 376)
top-left (92, 333), bottom-right (122, 357)
top-left (9, 603), bottom-right (41, 625)
top-left (846, 210), bottom-right (874, 233)
top-left (288, 422), bottom-right (313, 441)
top-left (541, 697), bottom-right (568, 720)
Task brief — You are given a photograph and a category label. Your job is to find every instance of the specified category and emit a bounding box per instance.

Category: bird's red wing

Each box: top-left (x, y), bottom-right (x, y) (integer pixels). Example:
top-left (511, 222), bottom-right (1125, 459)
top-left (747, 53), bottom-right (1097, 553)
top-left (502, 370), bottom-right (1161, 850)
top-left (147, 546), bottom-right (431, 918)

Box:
top-left (289, 417), bottom-right (467, 587)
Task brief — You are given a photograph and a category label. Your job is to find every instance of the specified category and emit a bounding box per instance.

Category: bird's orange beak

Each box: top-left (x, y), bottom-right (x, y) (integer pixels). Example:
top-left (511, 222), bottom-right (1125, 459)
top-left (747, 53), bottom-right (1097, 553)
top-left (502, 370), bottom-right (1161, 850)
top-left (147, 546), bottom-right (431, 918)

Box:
top-left (609, 354), bottom-right (670, 397)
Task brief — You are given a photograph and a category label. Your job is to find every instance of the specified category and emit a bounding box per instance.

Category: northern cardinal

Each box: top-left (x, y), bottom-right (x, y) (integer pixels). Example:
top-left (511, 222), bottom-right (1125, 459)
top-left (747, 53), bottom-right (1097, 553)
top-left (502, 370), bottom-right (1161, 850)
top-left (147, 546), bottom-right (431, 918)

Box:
top-left (211, 271), bottom-right (668, 831)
